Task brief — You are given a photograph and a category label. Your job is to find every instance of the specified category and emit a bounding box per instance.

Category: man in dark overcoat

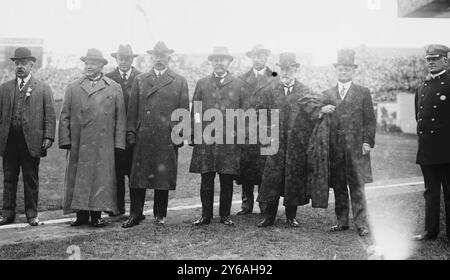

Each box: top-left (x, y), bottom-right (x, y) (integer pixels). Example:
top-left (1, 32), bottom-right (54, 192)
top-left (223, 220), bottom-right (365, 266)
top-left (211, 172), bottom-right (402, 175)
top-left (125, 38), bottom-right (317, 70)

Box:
top-left (321, 49), bottom-right (376, 236)
top-left (237, 44), bottom-right (274, 216)
top-left (412, 44), bottom-right (450, 242)
top-left (105, 44), bottom-right (141, 216)
top-left (189, 46), bottom-right (247, 227)
top-left (257, 53), bottom-right (323, 228)
top-left (122, 42), bottom-right (189, 228)
top-left (0, 47), bottom-right (56, 226)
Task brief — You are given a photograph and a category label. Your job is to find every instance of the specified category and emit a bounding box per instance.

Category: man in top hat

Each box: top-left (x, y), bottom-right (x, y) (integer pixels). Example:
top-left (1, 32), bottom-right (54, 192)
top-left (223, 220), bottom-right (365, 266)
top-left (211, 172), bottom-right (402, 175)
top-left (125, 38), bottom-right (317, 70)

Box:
top-left (59, 48), bottom-right (126, 227)
top-left (105, 44), bottom-right (141, 216)
top-left (236, 44), bottom-right (274, 216)
top-left (321, 49), bottom-right (376, 236)
top-left (0, 47), bottom-right (56, 226)
top-left (189, 46), bottom-right (247, 227)
top-left (256, 53), bottom-right (323, 228)
top-left (412, 44), bottom-right (450, 242)
top-left (122, 41), bottom-right (189, 228)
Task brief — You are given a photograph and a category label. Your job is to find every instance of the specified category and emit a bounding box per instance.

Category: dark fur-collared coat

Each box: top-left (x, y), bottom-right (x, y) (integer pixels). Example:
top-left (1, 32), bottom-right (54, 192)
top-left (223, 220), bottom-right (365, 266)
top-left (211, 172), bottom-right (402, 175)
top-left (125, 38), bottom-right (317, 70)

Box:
top-left (257, 79), bottom-right (323, 206)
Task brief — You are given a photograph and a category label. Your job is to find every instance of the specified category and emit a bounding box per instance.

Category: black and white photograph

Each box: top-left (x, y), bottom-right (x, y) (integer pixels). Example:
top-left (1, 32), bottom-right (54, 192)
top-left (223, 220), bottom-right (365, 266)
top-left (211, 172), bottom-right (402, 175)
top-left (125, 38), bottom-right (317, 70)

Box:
top-left (0, 0), bottom-right (450, 264)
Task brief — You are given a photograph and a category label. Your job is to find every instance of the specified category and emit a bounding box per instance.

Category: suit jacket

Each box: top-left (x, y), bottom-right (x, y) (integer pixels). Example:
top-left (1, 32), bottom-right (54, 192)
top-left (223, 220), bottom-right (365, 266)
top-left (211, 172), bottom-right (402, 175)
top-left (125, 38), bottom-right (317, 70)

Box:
top-left (0, 76), bottom-right (56, 158)
top-left (415, 72), bottom-right (450, 165)
top-left (322, 82), bottom-right (376, 184)
top-left (105, 66), bottom-right (141, 112)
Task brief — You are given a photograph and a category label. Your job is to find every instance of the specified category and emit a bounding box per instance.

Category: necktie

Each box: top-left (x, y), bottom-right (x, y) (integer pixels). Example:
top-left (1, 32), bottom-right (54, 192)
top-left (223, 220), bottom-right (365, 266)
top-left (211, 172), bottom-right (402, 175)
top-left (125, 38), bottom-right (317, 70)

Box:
top-left (339, 86), bottom-right (346, 100)
top-left (19, 79), bottom-right (25, 90)
top-left (122, 72), bottom-right (127, 81)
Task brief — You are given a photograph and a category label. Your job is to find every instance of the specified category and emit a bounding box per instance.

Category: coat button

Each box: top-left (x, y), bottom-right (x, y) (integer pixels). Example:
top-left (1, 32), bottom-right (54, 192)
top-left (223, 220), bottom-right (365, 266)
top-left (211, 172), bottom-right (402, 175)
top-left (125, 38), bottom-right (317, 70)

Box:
top-left (419, 131), bottom-right (423, 134)
top-left (433, 105), bottom-right (437, 109)
top-left (431, 118), bottom-right (435, 122)
top-left (441, 82), bottom-right (445, 85)
top-left (430, 130), bottom-right (434, 134)
top-left (420, 106), bottom-right (423, 109)
top-left (419, 118), bottom-right (423, 121)
top-left (436, 92), bottom-right (440, 96)
top-left (147, 110), bottom-right (150, 115)
top-left (421, 94), bottom-right (425, 97)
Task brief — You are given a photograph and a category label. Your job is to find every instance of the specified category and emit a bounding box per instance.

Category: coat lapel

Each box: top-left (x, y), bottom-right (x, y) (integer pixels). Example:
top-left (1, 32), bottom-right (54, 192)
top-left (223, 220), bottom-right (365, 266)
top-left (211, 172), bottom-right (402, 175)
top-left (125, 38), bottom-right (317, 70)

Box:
top-left (80, 76), bottom-right (107, 97)
top-left (8, 79), bottom-right (16, 108)
top-left (147, 69), bottom-right (174, 97)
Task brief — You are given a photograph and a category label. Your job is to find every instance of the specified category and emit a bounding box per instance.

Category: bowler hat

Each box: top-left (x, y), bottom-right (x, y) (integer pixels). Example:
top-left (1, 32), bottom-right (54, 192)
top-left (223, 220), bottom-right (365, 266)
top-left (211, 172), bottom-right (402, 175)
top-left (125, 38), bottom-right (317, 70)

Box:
top-left (111, 44), bottom-right (138, 58)
top-left (246, 44), bottom-right (271, 58)
top-left (147, 41), bottom-right (174, 55)
top-left (424, 44), bottom-right (450, 58)
top-left (10, 47), bottom-right (37, 62)
top-left (208, 46), bottom-right (234, 61)
top-left (80, 48), bottom-right (108, 65)
top-left (334, 49), bottom-right (357, 68)
top-left (276, 52), bottom-right (300, 68)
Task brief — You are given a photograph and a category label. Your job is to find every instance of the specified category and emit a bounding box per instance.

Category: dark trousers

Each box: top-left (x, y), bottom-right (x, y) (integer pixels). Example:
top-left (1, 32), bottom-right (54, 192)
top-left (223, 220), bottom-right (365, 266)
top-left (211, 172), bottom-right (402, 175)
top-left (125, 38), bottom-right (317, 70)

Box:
top-left (332, 137), bottom-right (368, 229)
top-left (333, 174), bottom-right (368, 229)
top-left (420, 164), bottom-right (450, 238)
top-left (76, 210), bottom-right (101, 222)
top-left (264, 199), bottom-right (297, 220)
top-left (241, 183), bottom-right (266, 213)
top-left (2, 129), bottom-right (40, 219)
top-left (115, 149), bottom-right (132, 214)
top-left (130, 188), bottom-right (169, 218)
top-left (200, 172), bottom-right (234, 218)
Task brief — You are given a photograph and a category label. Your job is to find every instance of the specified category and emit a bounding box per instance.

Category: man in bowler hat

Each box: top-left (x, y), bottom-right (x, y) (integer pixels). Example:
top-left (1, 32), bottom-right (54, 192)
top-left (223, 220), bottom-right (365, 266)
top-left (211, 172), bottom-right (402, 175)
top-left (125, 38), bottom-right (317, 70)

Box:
top-left (105, 44), bottom-right (141, 216)
top-left (412, 44), bottom-right (450, 242)
top-left (0, 47), bottom-right (56, 226)
top-left (321, 49), bottom-right (376, 236)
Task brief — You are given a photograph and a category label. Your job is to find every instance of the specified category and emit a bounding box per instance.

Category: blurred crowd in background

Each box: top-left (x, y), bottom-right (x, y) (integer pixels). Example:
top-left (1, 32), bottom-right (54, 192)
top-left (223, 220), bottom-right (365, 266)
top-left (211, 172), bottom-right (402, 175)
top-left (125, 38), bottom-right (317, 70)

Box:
top-left (0, 46), bottom-right (431, 104)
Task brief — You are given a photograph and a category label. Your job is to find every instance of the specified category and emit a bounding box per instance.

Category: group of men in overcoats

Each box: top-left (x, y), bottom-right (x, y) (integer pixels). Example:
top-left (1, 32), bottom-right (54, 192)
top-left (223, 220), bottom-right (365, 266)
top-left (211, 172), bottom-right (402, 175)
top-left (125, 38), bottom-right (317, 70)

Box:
top-left (0, 42), bottom-right (448, 242)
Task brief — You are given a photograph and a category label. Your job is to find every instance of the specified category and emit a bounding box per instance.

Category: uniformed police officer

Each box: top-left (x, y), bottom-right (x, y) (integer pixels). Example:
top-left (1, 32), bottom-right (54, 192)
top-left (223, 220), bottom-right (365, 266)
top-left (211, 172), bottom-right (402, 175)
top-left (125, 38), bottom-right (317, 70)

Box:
top-left (412, 44), bottom-right (450, 242)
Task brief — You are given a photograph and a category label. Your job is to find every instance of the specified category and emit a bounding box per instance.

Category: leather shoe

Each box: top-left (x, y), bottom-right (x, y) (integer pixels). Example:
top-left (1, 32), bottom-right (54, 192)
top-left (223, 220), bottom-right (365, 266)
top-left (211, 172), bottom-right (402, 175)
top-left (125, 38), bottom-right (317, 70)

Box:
top-left (330, 224), bottom-right (349, 232)
top-left (236, 208), bottom-right (252, 215)
top-left (0, 216), bottom-right (15, 226)
top-left (193, 217), bottom-right (211, 226)
top-left (70, 218), bottom-right (89, 227)
top-left (91, 218), bottom-right (108, 228)
top-left (122, 215), bottom-right (144, 228)
top-left (357, 227), bottom-right (370, 236)
top-left (411, 233), bottom-right (438, 241)
top-left (286, 218), bottom-right (300, 228)
top-left (28, 217), bottom-right (40, 226)
top-left (220, 216), bottom-right (234, 226)
top-left (154, 216), bottom-right (166, 225)
top-left (257, 217), bottom-right (275, 227)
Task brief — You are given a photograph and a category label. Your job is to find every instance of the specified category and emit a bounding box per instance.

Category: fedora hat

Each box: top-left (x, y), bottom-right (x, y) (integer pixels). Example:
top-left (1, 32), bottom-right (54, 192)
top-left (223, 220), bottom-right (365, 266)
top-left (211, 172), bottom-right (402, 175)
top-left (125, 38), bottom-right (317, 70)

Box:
top-left (10, 47), bottom-right (37, 62)
top-left (276, 52), bottom-right (300, 68)
top-left (246, 44), bottom-right (271, 58)
top-left (334, 49), bottom-right (357, 68)
top-left (111, 44), bottom-right (138, 58)
top-left (146, 41), bottom-right (174, 55)
top-left (80, 48), bottom-right (108, 65)
top-left (208, 46), bottom-right (234, 61)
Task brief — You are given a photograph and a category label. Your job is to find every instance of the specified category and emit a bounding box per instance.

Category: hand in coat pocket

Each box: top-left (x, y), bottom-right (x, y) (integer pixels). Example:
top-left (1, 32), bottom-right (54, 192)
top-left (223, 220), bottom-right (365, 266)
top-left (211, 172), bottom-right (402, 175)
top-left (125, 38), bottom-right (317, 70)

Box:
top-left (126, 133), bottom-right (136, 149)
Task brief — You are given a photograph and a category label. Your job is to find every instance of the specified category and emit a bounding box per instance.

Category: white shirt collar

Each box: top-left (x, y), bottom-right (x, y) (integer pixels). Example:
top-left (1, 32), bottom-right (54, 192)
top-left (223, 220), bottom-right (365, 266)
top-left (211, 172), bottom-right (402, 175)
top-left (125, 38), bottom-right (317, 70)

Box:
top-left (337, 80), bottom-right (352, 99)
top-left (214, 71), bottom-right (228, 79)
top-left (253, 67), bottom-right (266, 77)
top-left (281, 79), bottom-right (295, 88)
top-left (17, 74), bottom-right (32, 89)
top-left (154, 67), bottom-right (167, 76)
top-left (430, 70), bottom-right (446, 79)
top-left (119, 68), bottom-right (132, 78)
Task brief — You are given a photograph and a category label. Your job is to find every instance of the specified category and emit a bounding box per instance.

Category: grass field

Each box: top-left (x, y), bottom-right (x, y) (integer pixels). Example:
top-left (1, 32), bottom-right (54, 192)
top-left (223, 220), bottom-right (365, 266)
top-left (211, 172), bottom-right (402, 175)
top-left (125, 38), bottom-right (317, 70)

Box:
top-left (0, 189), bottom-right (447, 260)
top-left (0, 132), bottom-right (422, 214)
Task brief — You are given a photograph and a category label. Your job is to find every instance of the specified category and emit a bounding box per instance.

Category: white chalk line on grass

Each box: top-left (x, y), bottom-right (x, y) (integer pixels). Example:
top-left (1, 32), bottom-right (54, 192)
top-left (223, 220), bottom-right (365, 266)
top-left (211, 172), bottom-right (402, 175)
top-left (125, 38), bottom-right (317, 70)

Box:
top-left (0, 180), bottom-right (424, 230)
